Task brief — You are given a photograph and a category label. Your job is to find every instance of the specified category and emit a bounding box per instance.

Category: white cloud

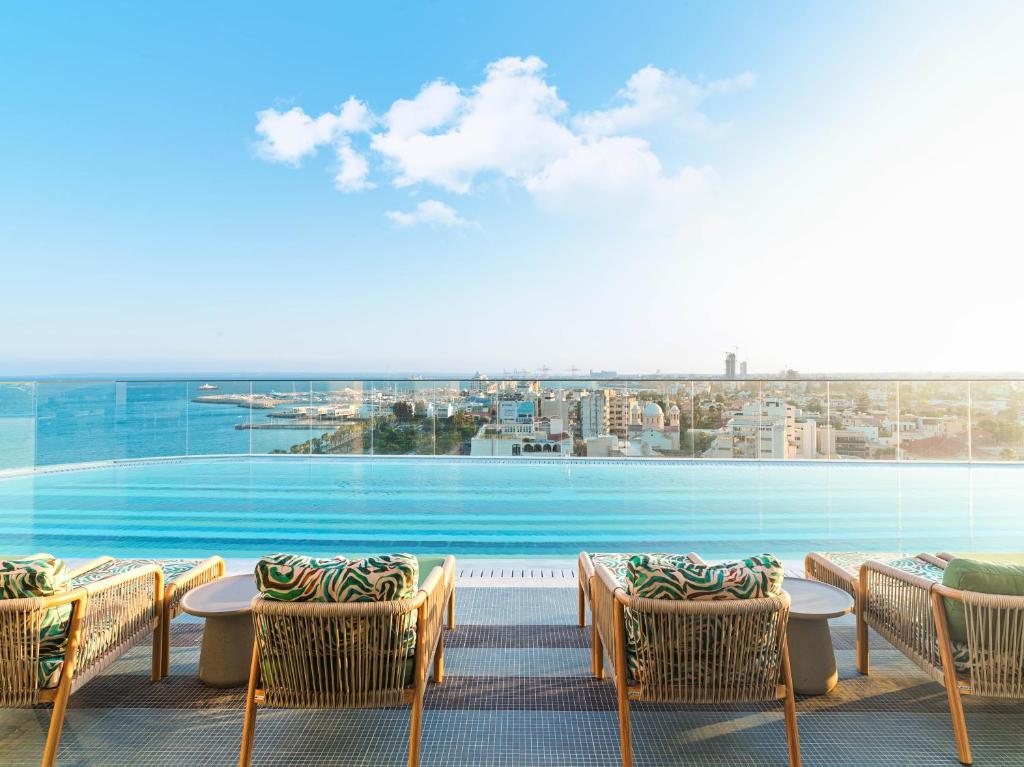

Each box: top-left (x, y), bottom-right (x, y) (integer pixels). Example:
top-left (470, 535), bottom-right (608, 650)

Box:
top-left (334, 140), bottom-right (372, 191)
top-left (254, 96), bottom-right (373, 165)
top-left (572, 66), bottom-right (755, 138)
top-left (385, 200), bottom-right (469, 228)
top-left (372, 56), bottom-right (577, 193)
top-left (255, 57), bottom-right (752, 220)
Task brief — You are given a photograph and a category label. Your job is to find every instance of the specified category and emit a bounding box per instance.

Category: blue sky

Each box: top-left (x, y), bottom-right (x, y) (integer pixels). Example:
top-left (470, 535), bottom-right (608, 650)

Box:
top-left (2, 2), bottom-right (1022, 375)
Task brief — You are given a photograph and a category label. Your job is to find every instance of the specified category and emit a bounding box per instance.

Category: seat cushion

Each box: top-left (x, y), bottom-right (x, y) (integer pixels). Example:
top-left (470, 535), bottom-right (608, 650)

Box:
top-left (255, 553), bottom-right (419, 603)
top-left (69, 558), bottom-right (204, 587)
top-left (814, 552), bottom-right (904, 577)
top-left (0, 554), bottom-right (72, 688)
top-left (942, 557), bottom-right (1024, 644)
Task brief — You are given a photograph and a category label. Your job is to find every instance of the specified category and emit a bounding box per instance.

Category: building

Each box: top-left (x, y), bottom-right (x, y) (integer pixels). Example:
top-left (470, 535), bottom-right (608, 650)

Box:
top-left (739, 361), bottom-right (748, 377)
top-left (579, 390), bottom-right (610, 439)
top-left (711, 397), bottom-right (807, 459)
top-left (725, 352), bottom-right (737, 378)
top-left (470, 400), bottom-right (571, 457)
top-left (584, 434), bottom-right (620, 457)
top-left (607, 392), bottom-right (637, 438)
top-left (818, 425), bottom-right (869, 458)
top-left (626, 401), bottom-right (681, 453)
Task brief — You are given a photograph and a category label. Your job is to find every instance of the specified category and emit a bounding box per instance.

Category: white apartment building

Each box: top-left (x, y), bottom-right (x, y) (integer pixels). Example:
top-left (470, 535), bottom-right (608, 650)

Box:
top-left (711, 397), bottom-right (814, 459)
top-left (579, 390), bottom-right (611, 439)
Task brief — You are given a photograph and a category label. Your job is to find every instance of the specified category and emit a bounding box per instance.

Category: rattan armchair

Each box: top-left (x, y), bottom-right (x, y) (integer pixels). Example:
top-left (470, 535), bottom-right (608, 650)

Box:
top-left (0, 561), bottom-right (163, 767)
top-left (807, 552), bottom-right (1024, 764)
top-left (238, 556), bottom-right (454, 767)
top-left (590, 561), bottom-right (800, 767)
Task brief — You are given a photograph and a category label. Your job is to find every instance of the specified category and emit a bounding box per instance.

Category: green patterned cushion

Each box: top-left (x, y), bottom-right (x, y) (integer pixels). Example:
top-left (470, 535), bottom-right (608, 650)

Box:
top-left (590, 553), bottom-right (633, 586)
top-left (816, 552), bottom-right (904, 576)
top-left (255, 553), bottom-right (419, 603)
top-left (623, 553), bottom-right (784, 680)
top-left (627, 553), bottom-right (785, 601)
top-left (69, 558), bottom-right (203, 588)
top-left (0, 554), bottom-right (71, 688)
top-left (883, 557), bottom-right (945, 583)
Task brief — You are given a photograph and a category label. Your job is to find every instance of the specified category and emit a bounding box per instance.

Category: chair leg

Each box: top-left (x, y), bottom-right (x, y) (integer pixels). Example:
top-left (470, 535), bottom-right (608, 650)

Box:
top-left (615, 682), bottom-right (632, 767)
top-left (931, 591), bottom-right (972, 764)
top-left (408, 689), bottom-right (426, 767)
top-left (856, 580), bottom-right (869, 675)
top-left (942, 677), bottom-right (973, 764)
top-left (40, 684), bottom-right (73, 767)
top-left (161, 610), bottom-right (172, 678)
top-left (238, 643), bottom-right (260, 767)
top-left (578, 583), bottom-right (586, 627)
top-left (592, 625), bottom-right (604, 679)
top-left (151, 620), bottom-right (163, 683)
top-left (781, 643), bottom-right (802, 767)
top-left (433, 627), bottom-right (445, 684)
top-left (447, 587), bottom-right (456, 630)
top-left (613, 601), bottom-right (632, 767)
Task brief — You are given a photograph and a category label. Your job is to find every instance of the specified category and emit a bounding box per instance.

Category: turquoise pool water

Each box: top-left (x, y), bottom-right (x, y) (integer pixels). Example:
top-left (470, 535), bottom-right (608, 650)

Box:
top-left (1, 457), bottom-right (1022, 559)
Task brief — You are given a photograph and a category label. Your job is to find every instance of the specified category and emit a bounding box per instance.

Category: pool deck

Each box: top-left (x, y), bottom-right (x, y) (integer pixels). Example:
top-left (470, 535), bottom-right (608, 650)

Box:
top-left (4, 564), bottom-right (1023, 767)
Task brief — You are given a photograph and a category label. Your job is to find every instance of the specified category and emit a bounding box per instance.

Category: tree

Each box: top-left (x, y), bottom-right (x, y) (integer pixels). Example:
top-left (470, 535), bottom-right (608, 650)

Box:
top-left (392, 401), bottom-right (414, 420)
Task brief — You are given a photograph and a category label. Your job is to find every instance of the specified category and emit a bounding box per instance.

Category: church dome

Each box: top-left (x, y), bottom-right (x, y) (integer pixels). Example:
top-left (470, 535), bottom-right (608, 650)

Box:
top-left (643, 402), bottom-right (664, 417)
top-left (669, 404), bottom-right (681, 413)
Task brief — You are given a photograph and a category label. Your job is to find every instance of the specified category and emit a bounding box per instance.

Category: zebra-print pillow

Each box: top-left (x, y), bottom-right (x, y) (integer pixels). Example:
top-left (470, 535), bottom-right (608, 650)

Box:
top-left (255, 553), bottom-right (418, 603)
top-left (626, 553), bottom-right (785, 601)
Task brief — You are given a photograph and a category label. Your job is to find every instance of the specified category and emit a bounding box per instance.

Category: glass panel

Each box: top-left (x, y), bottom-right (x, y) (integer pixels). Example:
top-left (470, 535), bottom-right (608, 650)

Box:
top-left (693, 380), bottom-right (761, 459)
top-left (35, 381), bottom-right (119, 467)
top-left (303, 381), bottom-right (368, 455)
top-left (897, 381), bottom-right (970, 461)
top-left (822, 380), bottom-right (897, 460)
top-left (757, 380), bottom-right (828, 460)
top-left (118, 381), bottom-right (188, 459)
top-left (0, 382), bottom-right (35, 470)
top-left (247, 380), bottom-right (315, 455)
top-left (970, 381), bottom-right (1024, 461)
top-left (185, 380), bottom-right (254, 456)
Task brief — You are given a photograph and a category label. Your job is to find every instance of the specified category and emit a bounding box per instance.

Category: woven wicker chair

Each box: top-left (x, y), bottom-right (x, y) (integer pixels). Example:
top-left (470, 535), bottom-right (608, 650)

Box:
top-left (590, 559), bottom-right (800, 767)
top-left (238, 556), bottom-right (454, 767)
top-left (0, 559), bottom-right (164, 767)
top-left (805, 551), bottom-right (1024, 764)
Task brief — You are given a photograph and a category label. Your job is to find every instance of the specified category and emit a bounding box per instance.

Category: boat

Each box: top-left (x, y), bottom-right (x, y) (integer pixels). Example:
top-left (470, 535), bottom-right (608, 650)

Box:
top-left (198, 383), bottom-right (219, 391)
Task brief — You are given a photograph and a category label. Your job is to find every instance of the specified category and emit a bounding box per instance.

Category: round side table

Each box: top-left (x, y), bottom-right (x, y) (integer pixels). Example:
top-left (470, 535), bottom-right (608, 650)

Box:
top-left (180, 574), bottom-right (259, 688)
top-left (784, 577), bottom-right (855, 695)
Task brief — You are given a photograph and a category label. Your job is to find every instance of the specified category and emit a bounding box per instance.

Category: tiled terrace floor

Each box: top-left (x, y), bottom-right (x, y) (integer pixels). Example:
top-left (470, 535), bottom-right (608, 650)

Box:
top-left (3, 583), bottom-right (1023, 766)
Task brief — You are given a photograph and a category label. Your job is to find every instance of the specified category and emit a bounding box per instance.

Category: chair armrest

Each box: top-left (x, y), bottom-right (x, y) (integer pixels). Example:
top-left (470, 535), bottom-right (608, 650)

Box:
top-left (861, 560), bottom-right (938, 668)
top-left (441, 555), bottom-right (456, 599)
top-left (591, 564), bottom-right (624, 673)
top-left (805, 553), bottom-right (859, 599)
top-left (164, 556), bottom-right (225, 618)
top-left (414, 566), bottom-right (448, 680)
top-left (74, 565), bottom-right (162, 680)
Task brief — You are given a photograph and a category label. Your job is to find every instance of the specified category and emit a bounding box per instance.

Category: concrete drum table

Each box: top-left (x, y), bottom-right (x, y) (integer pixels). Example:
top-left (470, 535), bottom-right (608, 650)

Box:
top-left (784, 576), bottom-right (855, 695)
top-left (180, 574), bottom-right (259, 688)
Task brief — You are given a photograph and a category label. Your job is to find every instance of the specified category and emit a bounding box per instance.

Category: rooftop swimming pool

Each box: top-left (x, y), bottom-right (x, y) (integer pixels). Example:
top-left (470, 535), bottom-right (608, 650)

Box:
top-left (1, 456), bottom-right (1023, 559)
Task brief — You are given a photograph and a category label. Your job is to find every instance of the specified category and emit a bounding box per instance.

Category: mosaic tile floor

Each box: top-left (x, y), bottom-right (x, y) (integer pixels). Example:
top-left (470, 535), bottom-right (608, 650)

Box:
top-left (3, 586), bottom-right (1023, 766)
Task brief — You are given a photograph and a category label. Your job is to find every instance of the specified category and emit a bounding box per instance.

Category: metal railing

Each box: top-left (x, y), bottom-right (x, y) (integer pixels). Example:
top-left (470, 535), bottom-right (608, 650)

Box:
top-left (1, 377), bottom-right (1022, 471)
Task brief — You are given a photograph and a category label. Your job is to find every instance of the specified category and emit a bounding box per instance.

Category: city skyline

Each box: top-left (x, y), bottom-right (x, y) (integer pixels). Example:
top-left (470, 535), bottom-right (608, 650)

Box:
top-left (2, 2), bottom-right (1022, 375)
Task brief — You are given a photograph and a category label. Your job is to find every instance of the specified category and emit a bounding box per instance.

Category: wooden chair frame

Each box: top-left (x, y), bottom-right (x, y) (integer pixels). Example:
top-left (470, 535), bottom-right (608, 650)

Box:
top-left (1, 563), bottom-right (163, 767)
top-left (238, 556), bottom-right (454, 767)
top-left (590, 562), bottom-right (800, 767)
top-left (805, 551), bottom-right (1024, 765)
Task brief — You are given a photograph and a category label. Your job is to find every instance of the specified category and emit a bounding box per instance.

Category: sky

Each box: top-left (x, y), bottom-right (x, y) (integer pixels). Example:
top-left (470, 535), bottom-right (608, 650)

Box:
top-left (1, 1), bottom-right (1022, 376)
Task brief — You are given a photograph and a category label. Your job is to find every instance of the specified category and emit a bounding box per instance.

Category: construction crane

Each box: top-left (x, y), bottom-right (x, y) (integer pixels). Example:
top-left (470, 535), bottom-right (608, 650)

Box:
top-left (538, 364), bottom-right (551, 377)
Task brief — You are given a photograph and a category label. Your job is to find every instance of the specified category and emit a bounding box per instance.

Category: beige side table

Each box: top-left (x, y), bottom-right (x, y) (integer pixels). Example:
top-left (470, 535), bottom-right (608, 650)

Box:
top-left (180, 574), bottom-right (259, 688)
top-left (784, 576), bottom-right (855, 695)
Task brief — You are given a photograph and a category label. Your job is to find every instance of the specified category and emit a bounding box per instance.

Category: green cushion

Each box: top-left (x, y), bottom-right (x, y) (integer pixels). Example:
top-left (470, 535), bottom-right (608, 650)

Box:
top-left (627, 553), bottom-right (785, 601)
top-left (942, 557), bottom-right (1024, 644)
top-left (255, 553), bottom-right (419, 603)
top-left (0, 554), bottom-right (71, 688)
